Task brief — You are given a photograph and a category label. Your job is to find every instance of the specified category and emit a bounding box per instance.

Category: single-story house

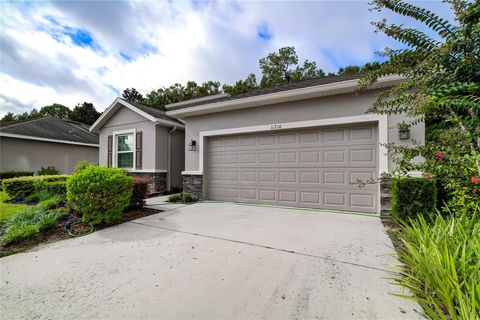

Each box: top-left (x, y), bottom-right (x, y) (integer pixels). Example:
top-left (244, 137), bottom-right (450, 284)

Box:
top-left (166, 74), bottom-right (424, 214)
top-left (0, 116), bottom-right (99, 174)
top-left (90, 98), bottom-right (185, 194)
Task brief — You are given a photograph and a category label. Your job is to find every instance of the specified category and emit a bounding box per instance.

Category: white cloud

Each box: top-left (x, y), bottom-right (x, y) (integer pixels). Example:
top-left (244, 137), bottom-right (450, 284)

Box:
top-left (0, 0), bottom-right (454, 116)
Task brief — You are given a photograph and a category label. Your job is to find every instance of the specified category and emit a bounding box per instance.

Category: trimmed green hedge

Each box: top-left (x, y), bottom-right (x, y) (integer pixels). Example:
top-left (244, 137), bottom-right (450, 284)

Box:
top-left (392, 177), bottom-right (437, 219)
top-left (67, 166), bottom-right (133, 226)
top-left (0, 171), bottom-right (34, 180)
top-left (2, 175), bottom-right (68, 198)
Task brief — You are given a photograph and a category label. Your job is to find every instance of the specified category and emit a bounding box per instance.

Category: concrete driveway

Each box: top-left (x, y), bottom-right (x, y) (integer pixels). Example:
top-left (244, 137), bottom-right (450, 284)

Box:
top-left (0, 202), bottom-right (422, 319)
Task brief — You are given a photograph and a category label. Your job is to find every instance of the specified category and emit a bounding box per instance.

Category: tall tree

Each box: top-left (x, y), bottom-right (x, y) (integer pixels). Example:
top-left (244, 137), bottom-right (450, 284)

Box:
top-left (360, 0), bottom-right (479, 210)
top-left (38, 104), bottom-right (72, 119)
top-left (223, 74), bottom-right (259, 95)
top-left (259, 47), bottom-right (326, 87)
top-left (0, 112), bottom-right (16, 123)
top-left (70, 102), bottom-right (101, 125)
top-left (122, 88), bottom-right (144, 103)
top-left (338, 65), bottom-right (362, 75)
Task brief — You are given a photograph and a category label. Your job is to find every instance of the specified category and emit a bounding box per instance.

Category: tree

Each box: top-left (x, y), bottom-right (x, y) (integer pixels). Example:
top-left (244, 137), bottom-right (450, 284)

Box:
top-left (70, 102), bottom-right (101, 125)
top-left (223, 74), bottom-right (259, 95)
top-left (338, 65), bottom-right (362, 75)
top-left (259, 47), bottom-right (326, 87)
top-left (122, 88), bottom-right (144, 103)
top-left (360, 0), bottom-right (479, 210)
top-left (39, 103), bottom-right (72, 119)
top-left (1, 112), bottom-right (16, 123)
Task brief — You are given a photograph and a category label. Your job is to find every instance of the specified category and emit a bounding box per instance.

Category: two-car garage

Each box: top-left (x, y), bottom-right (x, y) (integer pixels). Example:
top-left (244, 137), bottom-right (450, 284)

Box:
top-left (205, 124), bottom-right (379, 213)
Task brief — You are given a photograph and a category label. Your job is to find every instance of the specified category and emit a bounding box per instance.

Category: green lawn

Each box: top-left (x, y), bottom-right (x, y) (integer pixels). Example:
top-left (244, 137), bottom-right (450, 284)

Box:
top-left (0, 192), bottom-right (27, 225)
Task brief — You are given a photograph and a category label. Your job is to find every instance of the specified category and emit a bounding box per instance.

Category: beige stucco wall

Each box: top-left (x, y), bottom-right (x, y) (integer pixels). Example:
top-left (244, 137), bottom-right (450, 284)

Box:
top-left (0, 137), bottom-right (98, 174)
top-left (99, 106), bottom-right (159, 170)
top-left (183, 90), bottom-right (424, 172)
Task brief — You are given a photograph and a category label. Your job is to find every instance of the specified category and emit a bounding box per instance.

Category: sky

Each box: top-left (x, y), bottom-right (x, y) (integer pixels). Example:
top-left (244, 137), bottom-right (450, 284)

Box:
top-left (0, 0), bottom-right (453, 116)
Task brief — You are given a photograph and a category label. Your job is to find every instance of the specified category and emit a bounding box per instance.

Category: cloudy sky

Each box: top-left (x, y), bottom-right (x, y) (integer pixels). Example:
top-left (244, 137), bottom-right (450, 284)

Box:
top-left (0, 0), bottom-right (452, 116)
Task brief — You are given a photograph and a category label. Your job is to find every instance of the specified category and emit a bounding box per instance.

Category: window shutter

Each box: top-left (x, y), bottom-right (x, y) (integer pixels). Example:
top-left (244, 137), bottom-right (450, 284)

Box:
top-left (107, 135), bottom-right (113, 167)
top-left (136, 131), bottom-right (142, 170)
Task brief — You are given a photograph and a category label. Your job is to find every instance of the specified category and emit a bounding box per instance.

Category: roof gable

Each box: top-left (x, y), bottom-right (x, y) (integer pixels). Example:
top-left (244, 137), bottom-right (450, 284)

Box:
top-left (89, 98), bottom-right (184, 133)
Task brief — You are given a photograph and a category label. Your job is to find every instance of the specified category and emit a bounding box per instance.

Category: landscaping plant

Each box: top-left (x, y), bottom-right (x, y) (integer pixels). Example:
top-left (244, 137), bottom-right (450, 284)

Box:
top-left (395, 205), bottom-right (480, 319)
top-left (2, 175), bottom-right (68, 198)
top-left (37, 166), bottom-right (60, 176)
top-left (66, 166), bottom-right (133, 226)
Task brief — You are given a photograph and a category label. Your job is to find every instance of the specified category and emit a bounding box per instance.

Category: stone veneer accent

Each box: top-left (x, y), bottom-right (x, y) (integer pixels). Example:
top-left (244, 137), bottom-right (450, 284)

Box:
top-left (128, 172), bottom-right (167, 195)
top-left (183, 174), bottom-right (203, 199)
top-left (380, 177), bottom-right (392, 216)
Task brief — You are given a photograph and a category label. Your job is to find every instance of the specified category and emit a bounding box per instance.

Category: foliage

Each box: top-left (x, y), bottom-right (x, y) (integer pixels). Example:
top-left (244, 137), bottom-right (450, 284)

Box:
top-left (130, 176), bottom-right (149, 209)
top-left (66, 166), bottom-right (133, 226)
top-left (223, 74), bottom-right (259, 96)
top-left (143, 81), bottom-right (222, 110)
top-left (168, 193), bottom-right (197, 203)
top-left (73, 160), bottom-right (92, 173)
top-left (0, 171), bottom-right (34, 181)
top-left (33, 178), bottom-right (67, 195)
top-left (0, 192), bottom-right (27, 226)
top-left (258, 47), bottom-right (326, 88)
top-left (39, 103), bottom-right (72, 119)
top-left (360, 0), bottom-right (480, 180)
top-left (338, 62), bottom-right (381, 75)
top-left (2, 175), bottom-right (68, 198)
top-left (394, 205), bottom-right (480, 319)
top-left (37, 166), bottom-right (60, 176)
top-left (122, 88), bottom-right (144, 103)
top-left (70, 102), bottom-right (101, 125)
top-left (391, 176), bottom-right (437, 219)
top-left (2, 206), bottom-right (59, 245)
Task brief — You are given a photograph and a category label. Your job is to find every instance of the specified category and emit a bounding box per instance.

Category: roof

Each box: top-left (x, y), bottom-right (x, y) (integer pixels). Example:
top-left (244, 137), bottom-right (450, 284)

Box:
top-left (166, 73), bottom-right (364, 111)
top-left (0, 117), bottom-right (99, 146)
top-left (165, 73), bottom-right (403, 119)
top-left (89, 97), bottom-right (184, 133)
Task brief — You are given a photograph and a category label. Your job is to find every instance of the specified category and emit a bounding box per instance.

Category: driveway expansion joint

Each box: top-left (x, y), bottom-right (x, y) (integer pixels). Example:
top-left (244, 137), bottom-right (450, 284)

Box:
top-left (130, 220), bottom-right (393, 274)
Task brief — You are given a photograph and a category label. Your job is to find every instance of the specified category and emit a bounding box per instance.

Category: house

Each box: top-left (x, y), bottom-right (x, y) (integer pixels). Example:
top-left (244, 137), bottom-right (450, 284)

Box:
top-left (90, 98), bottom-right (185, 194)
top-left (165, 74), bottom-right (424, 214)
top-left (0, 116), bottom-right (99, 174)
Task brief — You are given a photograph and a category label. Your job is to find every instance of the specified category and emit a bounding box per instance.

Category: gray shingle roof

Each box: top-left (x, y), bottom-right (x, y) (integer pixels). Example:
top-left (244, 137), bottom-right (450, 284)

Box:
top-left (0, 117), bottom-right (99, 145)
top-left (167, 73), bottom-right (364, 110)
top-left (119, 98), bottom-right (183, 124)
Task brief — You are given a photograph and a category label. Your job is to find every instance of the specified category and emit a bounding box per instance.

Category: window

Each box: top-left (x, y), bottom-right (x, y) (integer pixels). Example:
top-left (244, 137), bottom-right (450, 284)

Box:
top-left (116, 133), bottom-right (134, 168)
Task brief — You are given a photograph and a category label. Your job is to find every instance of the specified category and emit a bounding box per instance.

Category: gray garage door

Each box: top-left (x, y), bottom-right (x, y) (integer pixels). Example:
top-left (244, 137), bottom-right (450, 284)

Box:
top-left (206, 124), bottom-right (378, 213)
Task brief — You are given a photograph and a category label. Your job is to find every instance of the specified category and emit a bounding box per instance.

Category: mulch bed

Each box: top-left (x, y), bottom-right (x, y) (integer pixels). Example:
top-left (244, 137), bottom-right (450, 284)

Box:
top-left (0, 207), bottom-right (160, 257)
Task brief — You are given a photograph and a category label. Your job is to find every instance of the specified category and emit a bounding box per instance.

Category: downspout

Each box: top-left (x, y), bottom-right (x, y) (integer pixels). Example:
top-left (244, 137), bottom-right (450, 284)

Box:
top-left (167, 126), bottom-right (177, 190)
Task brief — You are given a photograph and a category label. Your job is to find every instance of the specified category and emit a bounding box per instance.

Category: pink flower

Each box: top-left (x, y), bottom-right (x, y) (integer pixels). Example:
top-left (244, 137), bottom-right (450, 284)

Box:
top-left (435, 152), bottom-right (443, 157)
top-left (471, 177), bottom-right (480, 184)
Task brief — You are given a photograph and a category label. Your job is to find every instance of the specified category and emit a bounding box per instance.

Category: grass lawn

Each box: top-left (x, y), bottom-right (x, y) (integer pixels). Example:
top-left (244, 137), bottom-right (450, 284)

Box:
top-left (0, 191), bottom-right (27, 225)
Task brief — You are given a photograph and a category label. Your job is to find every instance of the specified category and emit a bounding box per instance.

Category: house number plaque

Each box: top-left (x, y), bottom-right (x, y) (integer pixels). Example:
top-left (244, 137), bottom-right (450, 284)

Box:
top-left (270, 124), bottom-right (282, 130)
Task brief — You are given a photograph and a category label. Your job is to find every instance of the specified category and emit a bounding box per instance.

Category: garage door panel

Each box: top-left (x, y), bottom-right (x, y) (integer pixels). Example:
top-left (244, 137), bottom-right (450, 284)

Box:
top-left (207, 124), bottom-right (378, 213)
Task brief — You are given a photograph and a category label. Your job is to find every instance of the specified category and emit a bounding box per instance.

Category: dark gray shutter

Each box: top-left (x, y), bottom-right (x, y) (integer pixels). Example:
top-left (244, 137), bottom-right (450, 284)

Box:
top-left (136, 131), bottom-right (142, 170)
top-left (107, 135), bottom-right (113, 167)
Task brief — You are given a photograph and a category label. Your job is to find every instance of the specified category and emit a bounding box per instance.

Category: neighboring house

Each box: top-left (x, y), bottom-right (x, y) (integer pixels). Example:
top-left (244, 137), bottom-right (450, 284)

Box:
top-left (0, 117), bottom-right (99, 174)
top-left (166, 74), bottom-right (424, 214)
top-left (90, 98), bottom-right (185, 194)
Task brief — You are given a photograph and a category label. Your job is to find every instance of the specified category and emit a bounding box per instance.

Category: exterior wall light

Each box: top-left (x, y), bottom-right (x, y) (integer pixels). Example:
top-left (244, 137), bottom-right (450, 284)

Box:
top-left (188, 139), bottom-right (197, 151)
top-left (398, 128), bottom-right (410, 140)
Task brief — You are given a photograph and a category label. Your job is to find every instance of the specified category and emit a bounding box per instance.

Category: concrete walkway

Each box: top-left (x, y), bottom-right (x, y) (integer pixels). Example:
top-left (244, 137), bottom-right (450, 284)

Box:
top-left (0, 202), bottom-right (422, 319)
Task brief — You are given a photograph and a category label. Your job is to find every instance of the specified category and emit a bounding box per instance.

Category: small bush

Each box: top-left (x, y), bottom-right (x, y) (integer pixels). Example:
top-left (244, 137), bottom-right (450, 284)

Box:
top-left (0, 171), bottom-right (34, 180)
top-left (67, 166), bottom-right (133, 226)
top-left (73, 160), bottom-right (92, 173)
top-left (391, 177), bottom-right (437, 220)
top-left (130, 176), bottom-right (149, 209)
top-left (33, 179), bottom-right (66, 195)
top-left (37, 166), bottom-right (60, 176)
top-left (395, 205), bottom-right (480, 319)
top-left (168, 193), bottom-right (197, 203)
top-left (2, 175), bottom-right (68, 198)
top-left (3, 206), bottom-right (58, 245)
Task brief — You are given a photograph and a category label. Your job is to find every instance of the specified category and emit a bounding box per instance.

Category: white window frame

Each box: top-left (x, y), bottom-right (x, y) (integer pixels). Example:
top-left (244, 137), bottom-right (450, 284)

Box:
top-left (112, 129), bottom-right (136, 170)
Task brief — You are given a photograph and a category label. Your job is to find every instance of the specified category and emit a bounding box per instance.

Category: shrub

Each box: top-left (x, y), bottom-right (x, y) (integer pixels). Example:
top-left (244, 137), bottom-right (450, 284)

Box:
top-left (3, 206), bottom-right (58, 245)
top-left (168, 193), bottom-right (197, 203)
top-left (66, 166), bottom-right (133, 226)
top-left (391, 177), bottom-right (437, 220)
top-left (0, 171), bottom-right (34, 180)
top-left (33, 179), bottom-right (67, 195)
top-left (394, 205), bottom-right (480, 319)
top-left (37, 166), bottom-right (60, 176)
top-left (2, 175), bottom-right (68, 198)
top-left (37, 195), bottom-right (64, 211)
top-left (130, 176), bottom-right (149, 209)
top-left (73, 160), bottom-right (92, 173)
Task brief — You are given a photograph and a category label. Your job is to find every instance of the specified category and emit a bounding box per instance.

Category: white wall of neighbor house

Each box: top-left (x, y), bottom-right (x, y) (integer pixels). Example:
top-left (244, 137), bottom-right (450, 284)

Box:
top-left (183, 90), bottom-right (424, 172)
top-left (0, 137), bottom-right (98, 174)
top-left (99, 106), bottom-right (158, 170)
